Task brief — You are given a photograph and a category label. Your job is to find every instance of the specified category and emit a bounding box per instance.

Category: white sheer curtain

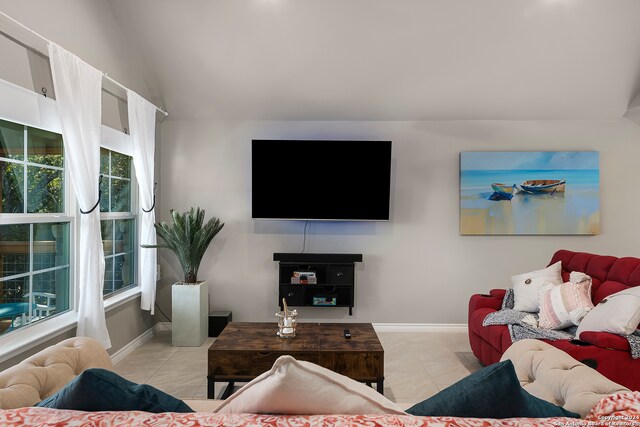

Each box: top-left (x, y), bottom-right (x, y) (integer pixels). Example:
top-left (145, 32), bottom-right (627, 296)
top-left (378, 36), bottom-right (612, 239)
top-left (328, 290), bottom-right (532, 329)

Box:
top-left (48, 43), bottom-right (111, 349)
top-left (128, 90), bottom-right (158, 314)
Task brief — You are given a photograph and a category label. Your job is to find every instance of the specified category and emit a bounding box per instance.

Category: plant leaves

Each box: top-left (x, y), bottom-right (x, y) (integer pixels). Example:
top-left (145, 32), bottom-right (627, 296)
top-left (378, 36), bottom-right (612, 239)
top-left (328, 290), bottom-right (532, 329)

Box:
top-left (142, 207), bottom-right (224, 282)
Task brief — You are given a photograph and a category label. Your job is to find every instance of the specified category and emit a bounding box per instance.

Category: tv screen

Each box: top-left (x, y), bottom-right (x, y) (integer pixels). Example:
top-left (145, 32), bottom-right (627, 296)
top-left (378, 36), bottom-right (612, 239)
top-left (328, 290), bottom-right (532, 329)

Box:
top-left (252, 140), bottom-right (392, 221)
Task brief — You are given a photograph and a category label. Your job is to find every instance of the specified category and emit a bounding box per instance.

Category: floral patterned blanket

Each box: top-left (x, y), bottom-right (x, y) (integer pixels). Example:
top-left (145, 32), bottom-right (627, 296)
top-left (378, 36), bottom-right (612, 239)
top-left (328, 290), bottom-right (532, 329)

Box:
top-left (0, 392), bottom-right (638, 427)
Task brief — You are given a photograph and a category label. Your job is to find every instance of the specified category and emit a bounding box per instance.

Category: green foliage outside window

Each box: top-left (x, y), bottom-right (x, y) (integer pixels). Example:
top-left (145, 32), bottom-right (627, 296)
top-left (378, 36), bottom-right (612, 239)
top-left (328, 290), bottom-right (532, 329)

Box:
top-left (100, 148), bottom-right (131, 213)
top-left (0, 119), bottom-right (64, 214)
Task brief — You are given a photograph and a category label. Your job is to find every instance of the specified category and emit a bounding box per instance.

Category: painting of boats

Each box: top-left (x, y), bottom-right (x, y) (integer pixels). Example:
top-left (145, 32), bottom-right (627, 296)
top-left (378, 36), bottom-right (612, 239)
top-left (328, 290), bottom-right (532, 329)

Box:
top-left (520, 179), bottom-right (566, 194)
top-left (460, 151), bottom-right (599, 235)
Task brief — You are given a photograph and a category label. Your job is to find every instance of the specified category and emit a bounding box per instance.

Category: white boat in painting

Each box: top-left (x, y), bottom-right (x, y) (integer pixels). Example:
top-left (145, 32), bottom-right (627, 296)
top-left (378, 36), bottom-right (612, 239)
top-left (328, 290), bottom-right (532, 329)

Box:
top-left (520, 179), bottom-right (566, 194)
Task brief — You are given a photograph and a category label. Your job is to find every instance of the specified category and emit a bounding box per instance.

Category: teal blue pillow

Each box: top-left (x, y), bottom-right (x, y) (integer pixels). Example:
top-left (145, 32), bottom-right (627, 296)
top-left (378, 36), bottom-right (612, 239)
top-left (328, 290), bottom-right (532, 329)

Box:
top-left (406, 360), bottom-right (579, 419)
top-left (36, 368), bottom-right (193, 413)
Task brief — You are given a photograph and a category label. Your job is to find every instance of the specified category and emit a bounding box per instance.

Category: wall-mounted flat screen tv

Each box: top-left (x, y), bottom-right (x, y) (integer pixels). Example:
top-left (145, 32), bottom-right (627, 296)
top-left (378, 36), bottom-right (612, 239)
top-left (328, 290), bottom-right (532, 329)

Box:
top-left (252, 140), bottom-right (392, 221)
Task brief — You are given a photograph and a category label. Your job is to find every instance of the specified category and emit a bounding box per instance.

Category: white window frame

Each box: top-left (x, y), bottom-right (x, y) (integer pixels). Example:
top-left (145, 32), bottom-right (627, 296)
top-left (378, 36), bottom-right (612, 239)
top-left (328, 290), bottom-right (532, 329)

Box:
top-left (0, 220), bottom-right (73, 319)
top-left (0, 78), bottom-right (142, 363)
top-left (99, 147), bottom-right (139, 300)
top-left (0, 107), bottom-right (76, 361)
top-left (0, 119), bottom-right (75, 315)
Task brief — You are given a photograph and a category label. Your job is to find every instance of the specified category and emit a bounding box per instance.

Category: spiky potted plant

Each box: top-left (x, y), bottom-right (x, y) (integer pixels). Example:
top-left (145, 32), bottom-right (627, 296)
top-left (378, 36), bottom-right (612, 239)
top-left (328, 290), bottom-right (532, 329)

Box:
top-left (143, 207), bottom-right (224, 346)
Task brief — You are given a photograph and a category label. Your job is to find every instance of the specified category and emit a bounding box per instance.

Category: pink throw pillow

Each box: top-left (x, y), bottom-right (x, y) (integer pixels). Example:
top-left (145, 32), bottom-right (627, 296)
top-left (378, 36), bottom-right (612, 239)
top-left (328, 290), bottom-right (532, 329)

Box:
top-left (539, 280), bottom-right (594, 330)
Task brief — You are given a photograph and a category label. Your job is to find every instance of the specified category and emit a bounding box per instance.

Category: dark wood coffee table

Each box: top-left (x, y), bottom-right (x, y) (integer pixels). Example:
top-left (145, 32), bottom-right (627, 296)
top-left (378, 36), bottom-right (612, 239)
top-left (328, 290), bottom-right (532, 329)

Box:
top-left (207, 322), bottom-right (384, 399)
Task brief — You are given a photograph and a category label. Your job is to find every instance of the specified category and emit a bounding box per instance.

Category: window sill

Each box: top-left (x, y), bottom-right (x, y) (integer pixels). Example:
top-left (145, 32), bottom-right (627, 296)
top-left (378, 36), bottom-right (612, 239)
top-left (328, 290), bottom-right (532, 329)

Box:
top-left (0, 288), bottom-right (142, 364)
top-left (0, 311), bottom-right (77, 364)
top-left (104, 286), bottom-right (142, 312)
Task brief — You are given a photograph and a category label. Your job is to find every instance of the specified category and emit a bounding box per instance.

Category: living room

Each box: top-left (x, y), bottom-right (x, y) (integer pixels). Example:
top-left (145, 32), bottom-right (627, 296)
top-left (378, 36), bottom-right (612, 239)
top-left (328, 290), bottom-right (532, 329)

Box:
top-left (1, 0), bottom-right (640, 425)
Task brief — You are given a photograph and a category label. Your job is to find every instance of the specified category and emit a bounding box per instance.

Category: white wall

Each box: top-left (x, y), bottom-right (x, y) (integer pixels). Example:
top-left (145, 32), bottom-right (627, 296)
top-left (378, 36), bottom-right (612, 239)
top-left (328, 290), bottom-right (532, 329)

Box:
top-left (0, 0), bottom-right (152, 99)
top-left (158, 118), bottom-right (640, 324)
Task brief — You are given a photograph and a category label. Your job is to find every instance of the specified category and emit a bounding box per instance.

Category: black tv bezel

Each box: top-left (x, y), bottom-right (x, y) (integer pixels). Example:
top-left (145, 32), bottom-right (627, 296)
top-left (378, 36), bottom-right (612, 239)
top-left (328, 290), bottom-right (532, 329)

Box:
top-left (251, 139), bottom-right (392, 221)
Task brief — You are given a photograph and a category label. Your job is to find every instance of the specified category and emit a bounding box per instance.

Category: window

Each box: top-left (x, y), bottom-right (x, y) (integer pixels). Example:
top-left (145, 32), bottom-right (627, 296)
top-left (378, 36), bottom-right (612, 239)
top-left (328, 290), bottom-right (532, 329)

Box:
top-left (100, 148), bottom-right (136, 298)
top-left (0, 119), bottom-right (70, 336)
top-left (0, 120), bottom-right (64, 214)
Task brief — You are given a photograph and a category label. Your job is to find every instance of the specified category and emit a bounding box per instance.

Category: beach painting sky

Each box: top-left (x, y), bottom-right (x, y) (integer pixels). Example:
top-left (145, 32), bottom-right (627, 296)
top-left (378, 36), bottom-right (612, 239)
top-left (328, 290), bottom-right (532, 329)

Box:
top-left (460, 151), bottom-right (599, 235)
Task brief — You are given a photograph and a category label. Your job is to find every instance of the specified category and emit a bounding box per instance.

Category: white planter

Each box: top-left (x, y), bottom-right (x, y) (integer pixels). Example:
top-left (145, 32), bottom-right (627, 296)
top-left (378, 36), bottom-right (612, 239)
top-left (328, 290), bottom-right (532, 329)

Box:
top-left (172, 281), bottom-right (208, 346)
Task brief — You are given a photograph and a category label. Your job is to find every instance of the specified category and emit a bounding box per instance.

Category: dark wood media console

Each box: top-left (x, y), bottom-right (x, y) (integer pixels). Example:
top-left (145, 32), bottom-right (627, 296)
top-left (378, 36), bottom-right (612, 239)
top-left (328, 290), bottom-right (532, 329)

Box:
top-left (274, 253), bottom-right (363, 315)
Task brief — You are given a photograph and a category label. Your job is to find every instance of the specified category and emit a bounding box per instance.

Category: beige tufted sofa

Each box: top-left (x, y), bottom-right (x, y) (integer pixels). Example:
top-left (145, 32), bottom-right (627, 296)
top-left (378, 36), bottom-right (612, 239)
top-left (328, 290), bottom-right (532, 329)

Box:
top-left (502, 339), bottom-right (629, 417)
top-left (0, 336), bottom-right (629, 416)
top-left (0, 337), bottom-right (112, 409)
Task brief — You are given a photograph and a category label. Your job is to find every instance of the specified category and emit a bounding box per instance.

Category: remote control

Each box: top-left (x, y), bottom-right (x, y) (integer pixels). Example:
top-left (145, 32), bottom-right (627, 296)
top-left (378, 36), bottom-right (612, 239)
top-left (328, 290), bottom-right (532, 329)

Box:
top-left (344, 329), bottom-right (351, 339)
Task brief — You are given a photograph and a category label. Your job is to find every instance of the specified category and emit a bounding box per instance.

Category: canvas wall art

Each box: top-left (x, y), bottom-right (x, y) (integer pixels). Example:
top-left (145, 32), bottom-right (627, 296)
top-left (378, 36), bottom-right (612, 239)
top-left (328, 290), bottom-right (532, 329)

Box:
top-left (460, 151), bottom-right (600, 235)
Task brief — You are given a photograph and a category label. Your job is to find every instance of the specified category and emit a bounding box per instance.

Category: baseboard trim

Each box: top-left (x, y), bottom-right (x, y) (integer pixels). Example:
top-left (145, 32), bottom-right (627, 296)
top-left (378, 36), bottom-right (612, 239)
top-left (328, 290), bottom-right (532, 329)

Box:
top-left (372, 323), bottom-right (468, 333)
top-left (154, 321), bottom-right (172, 332)
top-left (110, 327), bottom-right (155, 365)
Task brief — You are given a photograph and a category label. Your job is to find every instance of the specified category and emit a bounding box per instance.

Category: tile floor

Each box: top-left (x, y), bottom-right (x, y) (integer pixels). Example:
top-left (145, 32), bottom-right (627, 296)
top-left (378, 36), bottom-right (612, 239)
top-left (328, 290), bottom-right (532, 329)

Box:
top-left (113, 328), bottom-right (482, 407)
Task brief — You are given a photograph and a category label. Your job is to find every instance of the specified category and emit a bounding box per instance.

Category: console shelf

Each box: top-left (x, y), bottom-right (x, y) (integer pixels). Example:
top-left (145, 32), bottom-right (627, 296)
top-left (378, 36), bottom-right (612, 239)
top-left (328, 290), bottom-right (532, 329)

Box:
top-left (273, 253), bottom-right (362, 315)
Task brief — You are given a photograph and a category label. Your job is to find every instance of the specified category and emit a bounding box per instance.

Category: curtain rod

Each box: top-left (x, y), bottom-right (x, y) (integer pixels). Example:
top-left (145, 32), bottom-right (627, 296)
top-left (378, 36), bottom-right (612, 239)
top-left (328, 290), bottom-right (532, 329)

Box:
top-left (0, 10), bottom-right (168, 117)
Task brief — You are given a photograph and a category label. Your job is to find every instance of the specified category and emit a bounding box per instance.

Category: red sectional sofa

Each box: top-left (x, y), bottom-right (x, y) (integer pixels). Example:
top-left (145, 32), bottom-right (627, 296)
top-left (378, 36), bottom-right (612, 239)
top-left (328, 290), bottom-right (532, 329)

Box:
top-left (468, 249), bottom-right (640, 391)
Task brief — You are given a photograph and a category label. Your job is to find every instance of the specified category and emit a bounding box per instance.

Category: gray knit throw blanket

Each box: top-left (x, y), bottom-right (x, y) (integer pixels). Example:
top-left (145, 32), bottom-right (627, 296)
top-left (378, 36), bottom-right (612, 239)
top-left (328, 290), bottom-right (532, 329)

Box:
top-left (483, 288), bottom-right (640, 359)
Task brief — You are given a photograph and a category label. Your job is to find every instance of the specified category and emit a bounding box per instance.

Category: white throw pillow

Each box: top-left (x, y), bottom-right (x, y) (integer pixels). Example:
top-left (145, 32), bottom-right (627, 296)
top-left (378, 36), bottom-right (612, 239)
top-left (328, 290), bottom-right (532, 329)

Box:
top-left (511, 261), bottom-right (563, 313)
top-left (214, 355), bottom-right (404, 415)
top-left (576, 286), bottom-right (640, 337)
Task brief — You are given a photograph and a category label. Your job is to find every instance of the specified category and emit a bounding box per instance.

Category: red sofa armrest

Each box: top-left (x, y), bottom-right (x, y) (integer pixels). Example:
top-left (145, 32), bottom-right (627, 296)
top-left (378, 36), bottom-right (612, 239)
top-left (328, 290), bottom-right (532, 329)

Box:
top-left (578, 331), bottom-right (631, 352)
top-left (489, 289), bottom-right (507, 299)
top-left (469, 289), bottom-right (505, 313)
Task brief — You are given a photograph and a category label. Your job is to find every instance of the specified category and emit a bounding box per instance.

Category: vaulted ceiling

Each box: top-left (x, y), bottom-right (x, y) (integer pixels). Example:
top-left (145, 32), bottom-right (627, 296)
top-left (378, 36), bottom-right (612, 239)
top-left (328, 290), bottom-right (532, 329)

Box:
top-left (107, 0), bottom-right (640, 121)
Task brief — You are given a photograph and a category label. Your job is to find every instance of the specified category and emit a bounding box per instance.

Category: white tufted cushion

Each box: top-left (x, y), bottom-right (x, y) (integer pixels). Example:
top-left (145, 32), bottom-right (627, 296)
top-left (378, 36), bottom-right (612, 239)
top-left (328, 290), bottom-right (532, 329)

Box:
top-left (0, 337), bottom-right (112, 409)
top-left (501, 339), bottom-right (628, 418)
